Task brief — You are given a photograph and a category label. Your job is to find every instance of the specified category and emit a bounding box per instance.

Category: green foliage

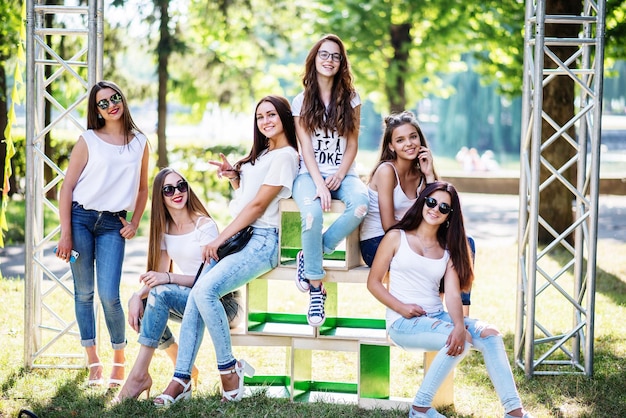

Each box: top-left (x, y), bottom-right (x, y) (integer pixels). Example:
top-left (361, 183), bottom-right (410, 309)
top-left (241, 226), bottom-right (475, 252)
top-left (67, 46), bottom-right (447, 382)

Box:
top-left (0, 0), bottom-right (21, 61)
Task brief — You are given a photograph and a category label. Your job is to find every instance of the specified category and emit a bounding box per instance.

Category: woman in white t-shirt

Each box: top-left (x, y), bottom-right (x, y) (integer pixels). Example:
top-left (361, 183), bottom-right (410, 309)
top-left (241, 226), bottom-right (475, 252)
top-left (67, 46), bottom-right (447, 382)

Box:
top-left (367, 182), bottom-right (532, 418)
top-left (114, 168), bottom-right (240, 402)
top-left (292, 34), bottom-right (369, 328)
top-left (56, 80), bottom-right (149, 388)
top-left (153, 95), bottom-right (299, 406)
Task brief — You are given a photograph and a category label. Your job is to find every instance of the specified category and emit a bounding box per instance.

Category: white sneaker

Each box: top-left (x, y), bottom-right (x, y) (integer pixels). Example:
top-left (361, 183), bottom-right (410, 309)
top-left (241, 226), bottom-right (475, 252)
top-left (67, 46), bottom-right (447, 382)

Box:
top-left (408, 406), bottom-right (446, 418)
top-left (307, 284), bottom-right (326, 327)
top-left (294, 251), bottom-right (309, 292)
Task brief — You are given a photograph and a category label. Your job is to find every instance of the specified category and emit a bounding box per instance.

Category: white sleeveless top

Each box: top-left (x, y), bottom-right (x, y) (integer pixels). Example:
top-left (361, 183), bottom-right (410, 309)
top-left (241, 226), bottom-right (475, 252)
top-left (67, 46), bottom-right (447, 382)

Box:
top-left (360, 162), bottom-right (419, 241)
top-left (161, 217), bottom-right (218, 276)
top-left (73, 129), bottom-right (147, 212)
top-left (386, 230), bottom-right (449, 329)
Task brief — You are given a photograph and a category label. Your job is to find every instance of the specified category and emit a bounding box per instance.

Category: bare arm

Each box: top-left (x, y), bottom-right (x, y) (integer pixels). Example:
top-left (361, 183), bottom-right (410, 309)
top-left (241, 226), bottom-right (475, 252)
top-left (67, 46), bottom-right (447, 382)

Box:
top-left (372, 163), bottom-right (399, 232)
top-left (56, 137), bottom-right (89, 262)
top-left (325, 105), bottom-right (361, 192)
top-left (120, 144), bottom-right (150, 239)
top-left (442, 261), bottom-right (469, 355)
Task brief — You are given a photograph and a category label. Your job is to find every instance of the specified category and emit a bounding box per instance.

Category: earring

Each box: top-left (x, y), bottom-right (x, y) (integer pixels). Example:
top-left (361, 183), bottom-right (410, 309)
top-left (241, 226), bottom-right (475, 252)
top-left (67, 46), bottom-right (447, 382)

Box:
top-left (97, 114), bottom-right (103, 119)
top-left (446, 220), bottom-right (450, 228)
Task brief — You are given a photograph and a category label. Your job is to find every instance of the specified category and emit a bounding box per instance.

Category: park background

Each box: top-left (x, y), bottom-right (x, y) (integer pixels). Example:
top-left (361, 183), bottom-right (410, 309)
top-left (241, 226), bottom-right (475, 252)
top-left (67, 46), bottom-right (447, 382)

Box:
top-left (1, 0), bottom-right (626, 417)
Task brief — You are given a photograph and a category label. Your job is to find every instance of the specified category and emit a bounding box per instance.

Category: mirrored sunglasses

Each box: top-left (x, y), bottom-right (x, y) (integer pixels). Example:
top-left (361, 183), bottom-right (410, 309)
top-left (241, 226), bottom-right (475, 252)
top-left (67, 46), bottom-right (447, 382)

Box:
top-left (162, 181), bottom-right (189, 197)
top-left (97, 93), bottom-right (123, 110)
top-left (425, 196), bottom-right (452, 215)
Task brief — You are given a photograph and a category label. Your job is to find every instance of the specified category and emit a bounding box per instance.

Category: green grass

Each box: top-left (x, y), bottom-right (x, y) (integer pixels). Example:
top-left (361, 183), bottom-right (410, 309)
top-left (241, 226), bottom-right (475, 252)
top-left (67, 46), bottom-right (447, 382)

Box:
top-left (1, 238), bottom-right (625, 417)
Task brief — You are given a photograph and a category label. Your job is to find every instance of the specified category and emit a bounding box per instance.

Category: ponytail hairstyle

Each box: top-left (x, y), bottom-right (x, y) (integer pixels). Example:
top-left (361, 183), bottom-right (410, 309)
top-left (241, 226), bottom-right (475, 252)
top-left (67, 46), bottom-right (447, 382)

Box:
top-left (369, 111), bottom-right (439, 184)
top-left (392, 181), bottom-right (473, 291)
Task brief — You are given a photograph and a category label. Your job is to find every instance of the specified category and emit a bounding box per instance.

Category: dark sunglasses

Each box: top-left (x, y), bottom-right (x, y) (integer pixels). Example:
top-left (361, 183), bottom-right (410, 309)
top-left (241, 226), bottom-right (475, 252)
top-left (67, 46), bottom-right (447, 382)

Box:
top-left (97, 92), bottom-right (123, 110)
top-left (162, 181), bottom-right (189, 197)
top-left (425, 196), bottom-right (452, 215)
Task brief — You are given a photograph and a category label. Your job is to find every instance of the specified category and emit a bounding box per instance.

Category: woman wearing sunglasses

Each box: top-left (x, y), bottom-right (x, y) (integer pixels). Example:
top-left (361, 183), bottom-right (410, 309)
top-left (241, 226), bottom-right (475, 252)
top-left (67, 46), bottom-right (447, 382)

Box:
top-left (56, 80), bottom-right (150, 388)
top-left (113, 168), bottom-right (241, 402)
top-left (367, 182), bottom-right (533, 418)
top-left (153, 95), bottom-right (299, 406)
top-left (292, 34), bottom-right (369, 328)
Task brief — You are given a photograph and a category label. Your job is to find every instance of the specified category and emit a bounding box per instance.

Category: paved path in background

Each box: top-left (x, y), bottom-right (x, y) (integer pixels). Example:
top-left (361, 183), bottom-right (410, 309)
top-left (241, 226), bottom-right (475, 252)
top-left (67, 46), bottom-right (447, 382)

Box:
top-left (1, 193), bottom-right (625, 280)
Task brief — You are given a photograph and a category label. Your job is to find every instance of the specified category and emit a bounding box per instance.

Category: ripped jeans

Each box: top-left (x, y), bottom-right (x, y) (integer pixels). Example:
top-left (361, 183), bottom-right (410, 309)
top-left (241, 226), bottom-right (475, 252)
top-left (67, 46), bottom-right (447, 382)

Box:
top-left (292, 173), bottom-right (368, 280)
top-left (388, 311), bottom-right (523, 413)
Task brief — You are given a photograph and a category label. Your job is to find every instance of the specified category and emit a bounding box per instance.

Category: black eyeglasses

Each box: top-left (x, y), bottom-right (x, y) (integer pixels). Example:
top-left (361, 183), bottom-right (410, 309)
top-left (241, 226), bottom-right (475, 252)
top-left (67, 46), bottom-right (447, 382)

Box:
top-left (317, 50), bottom-right (342, 63)
top-left (425, 197), bottom-right (452, 215)
top-left (97, 93), bottom-right (123, 110)
top-left (162, 181), bottom-right (189, 197)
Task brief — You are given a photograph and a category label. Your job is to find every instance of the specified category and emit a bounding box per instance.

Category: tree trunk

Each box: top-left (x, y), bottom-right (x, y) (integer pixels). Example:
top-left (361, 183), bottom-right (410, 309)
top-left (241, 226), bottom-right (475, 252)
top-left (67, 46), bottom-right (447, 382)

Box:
top-left (538, 0), bottom-right (582, 244)
top-left (387, 23), bottom-right (411, 113)
top-left (156, 0), bottom-right (170, 169)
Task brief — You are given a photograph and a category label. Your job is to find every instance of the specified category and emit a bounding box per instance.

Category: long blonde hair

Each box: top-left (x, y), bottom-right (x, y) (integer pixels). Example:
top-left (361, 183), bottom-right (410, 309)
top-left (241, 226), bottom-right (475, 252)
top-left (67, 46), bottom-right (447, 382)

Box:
top-left (146, 168), bottom-right (211, 272)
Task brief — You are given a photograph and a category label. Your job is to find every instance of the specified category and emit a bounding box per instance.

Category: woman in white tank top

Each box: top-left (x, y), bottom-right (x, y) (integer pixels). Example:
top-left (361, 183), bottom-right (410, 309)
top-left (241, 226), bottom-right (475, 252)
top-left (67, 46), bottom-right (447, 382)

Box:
top-left (367, 182), bottom-right (533, 418)
top-left (360, 111), bottom-right (437, 267)
top-left (56, 81), bottom-right (149, 388)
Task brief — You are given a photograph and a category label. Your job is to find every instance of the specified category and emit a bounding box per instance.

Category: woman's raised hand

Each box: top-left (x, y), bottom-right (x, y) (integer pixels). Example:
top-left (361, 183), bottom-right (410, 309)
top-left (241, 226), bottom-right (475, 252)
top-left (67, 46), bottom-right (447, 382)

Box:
top-left (209, 153), bottom-right (238, 180)
top-left (418, 146), bottom-right (434, 178)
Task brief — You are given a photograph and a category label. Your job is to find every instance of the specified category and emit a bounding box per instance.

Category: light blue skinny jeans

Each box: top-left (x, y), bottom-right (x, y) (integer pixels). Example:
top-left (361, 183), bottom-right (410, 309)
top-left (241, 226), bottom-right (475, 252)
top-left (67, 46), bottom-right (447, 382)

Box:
top-left (173, 227), bottom-right (279, 379)
top-left (388, 311), bottom-right (523, 413)
top-left (70, 202), bottom-right (127, 349)
top-left (292, 173), bottom-right (368, 280)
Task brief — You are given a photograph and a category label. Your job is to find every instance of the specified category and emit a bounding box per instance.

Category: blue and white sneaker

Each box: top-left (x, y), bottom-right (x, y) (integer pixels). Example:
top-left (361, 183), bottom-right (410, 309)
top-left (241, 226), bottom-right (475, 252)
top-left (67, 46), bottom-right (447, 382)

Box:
top-left (295, 250), bottom-right (309, 292)
top-left (307, 284), bottom-right (327, 327)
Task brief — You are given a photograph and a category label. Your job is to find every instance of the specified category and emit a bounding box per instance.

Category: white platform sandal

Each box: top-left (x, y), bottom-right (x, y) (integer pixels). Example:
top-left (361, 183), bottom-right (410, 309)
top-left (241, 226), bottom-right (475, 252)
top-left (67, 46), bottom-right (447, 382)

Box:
top-left (220, 359), bottom-right (255, 402)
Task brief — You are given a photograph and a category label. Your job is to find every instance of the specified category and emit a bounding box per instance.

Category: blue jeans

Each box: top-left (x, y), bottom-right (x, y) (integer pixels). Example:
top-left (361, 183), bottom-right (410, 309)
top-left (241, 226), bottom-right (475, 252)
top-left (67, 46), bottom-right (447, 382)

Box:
top-left (292, 174), bottom-right (368, 280)
top-left (174, 227), bottom-right (279, 378)
top-left (70, 202), bottom-right (127, 349)
top-left (360, 235), bottom-right (383, 268)
top-left (389, 311), bottom-right (522, 412)
top-left (138, 284), bottom-right (191, 349)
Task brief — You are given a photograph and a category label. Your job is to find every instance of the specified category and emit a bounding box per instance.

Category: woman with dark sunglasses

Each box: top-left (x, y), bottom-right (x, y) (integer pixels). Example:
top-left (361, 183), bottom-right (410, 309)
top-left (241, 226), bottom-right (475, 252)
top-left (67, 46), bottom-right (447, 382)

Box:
top-left (56, 80), bottom-right (150, 388)
top-left (367, 182), bottom-right (533, 418)
top-left (113, 168), bottom-right (241, 402)
top-left (153, 95), bottom-right (299, 406)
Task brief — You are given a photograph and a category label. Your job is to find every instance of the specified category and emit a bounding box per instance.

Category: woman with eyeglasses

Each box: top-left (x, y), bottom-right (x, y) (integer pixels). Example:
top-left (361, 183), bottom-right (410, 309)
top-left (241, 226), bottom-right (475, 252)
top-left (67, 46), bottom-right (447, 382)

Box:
top-left (153, 95), bottom-right (299, 406)
top-left (292, 33), bottom-right (369, 328)
top-left (360, 111), bottom-right (438, 268)
top-left (113, 168), bottom-right (241, 402)
top-left (367, 182), bottom-right (533, 418)
top-left (57, 80), bottom-right (150, 388)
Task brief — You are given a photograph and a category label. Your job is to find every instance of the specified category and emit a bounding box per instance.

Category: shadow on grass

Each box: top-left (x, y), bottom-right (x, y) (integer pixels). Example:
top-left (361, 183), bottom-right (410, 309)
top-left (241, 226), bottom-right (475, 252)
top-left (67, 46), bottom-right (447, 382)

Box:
top-left (457, 333), bottom-right (626, 418)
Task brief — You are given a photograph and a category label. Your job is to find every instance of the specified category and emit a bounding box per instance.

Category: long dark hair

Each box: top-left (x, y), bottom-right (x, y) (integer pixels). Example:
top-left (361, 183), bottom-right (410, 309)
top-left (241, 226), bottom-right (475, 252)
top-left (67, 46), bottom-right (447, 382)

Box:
top-left (369, 111), bottom-right (439, 182)
top-left (392, 181), bottom-right (474, 291)
top-left (147, 168), bottom-right (211, 272)
top-left (235, 95), bottom-right (298, 169)
top-left (87, 80), bottom-right (143, 145)
top-left (300, 34), bottom-right (357, 137)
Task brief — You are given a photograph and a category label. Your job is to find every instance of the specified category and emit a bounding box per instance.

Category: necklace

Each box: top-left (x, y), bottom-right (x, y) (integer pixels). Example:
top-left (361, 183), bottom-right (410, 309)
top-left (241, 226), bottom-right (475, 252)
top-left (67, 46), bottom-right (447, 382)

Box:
top-left (416, 233), bottom-right (438, 253)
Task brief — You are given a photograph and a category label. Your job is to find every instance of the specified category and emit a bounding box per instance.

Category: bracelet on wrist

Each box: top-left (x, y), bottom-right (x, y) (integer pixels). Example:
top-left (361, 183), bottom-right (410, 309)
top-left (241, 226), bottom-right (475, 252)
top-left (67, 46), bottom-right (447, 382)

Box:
top-left (166, 272), bottom-right (171, 284)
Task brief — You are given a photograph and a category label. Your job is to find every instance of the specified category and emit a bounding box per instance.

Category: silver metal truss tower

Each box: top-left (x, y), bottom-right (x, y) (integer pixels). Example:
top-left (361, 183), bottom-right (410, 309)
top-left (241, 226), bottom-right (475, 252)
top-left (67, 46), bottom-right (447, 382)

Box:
top-left (516, 0), bottom-right (605, 377)
top-left (24, 0), bottom-right (102, 368)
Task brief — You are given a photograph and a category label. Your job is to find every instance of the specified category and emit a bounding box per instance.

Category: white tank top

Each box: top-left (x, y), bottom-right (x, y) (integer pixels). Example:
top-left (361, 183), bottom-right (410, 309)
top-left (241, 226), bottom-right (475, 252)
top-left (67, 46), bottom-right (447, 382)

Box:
top-left (386, 230), bottom-right (449, 329)
top-left (72, 129), bottom-right (147, 212)
top-left (360, 162), bottom-right (419, 241)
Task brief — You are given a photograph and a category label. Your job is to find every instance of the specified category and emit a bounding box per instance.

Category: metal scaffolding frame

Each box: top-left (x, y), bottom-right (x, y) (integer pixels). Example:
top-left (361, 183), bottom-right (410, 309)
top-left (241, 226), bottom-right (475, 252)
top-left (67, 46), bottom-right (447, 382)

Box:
top-left (516, 0), bottom-right (605, 377)
top-left (24, 0), bottom-right (102, 368)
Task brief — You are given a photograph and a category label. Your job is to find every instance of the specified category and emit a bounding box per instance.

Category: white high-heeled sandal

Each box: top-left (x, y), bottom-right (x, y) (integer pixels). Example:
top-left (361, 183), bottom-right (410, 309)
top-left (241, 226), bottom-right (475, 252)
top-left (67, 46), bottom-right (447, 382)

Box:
top-left (220, 359), bottom-right (255, 402)
top-left (87, 362), bottom-right (104, 387)
top-left (108, 362), bottom-right (125, 387)
top-left (153, 377), bottom-right (192, 407)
